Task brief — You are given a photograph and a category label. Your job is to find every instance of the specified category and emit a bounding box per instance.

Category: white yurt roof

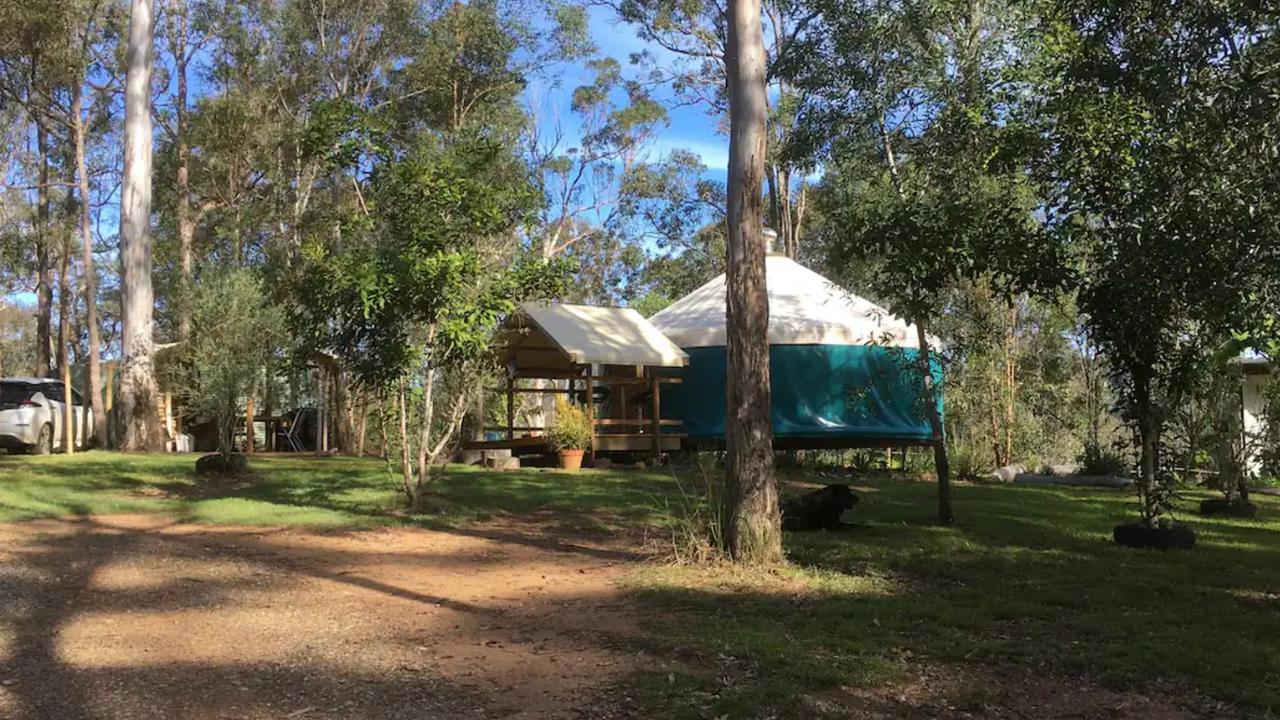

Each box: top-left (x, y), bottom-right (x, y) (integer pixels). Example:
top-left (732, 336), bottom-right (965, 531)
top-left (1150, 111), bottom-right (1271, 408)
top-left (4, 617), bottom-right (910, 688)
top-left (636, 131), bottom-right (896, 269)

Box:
top-left (648, 256), bottom-right (922, 349)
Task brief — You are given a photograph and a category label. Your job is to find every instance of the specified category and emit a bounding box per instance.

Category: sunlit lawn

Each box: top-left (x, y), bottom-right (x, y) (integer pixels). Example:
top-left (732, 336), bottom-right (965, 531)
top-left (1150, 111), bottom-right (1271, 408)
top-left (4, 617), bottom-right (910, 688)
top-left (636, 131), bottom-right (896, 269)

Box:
top-left (1, 451), bottom-right (1277, 717)
top-left (0, 451), bottom-right (675, 529)
top-left (632, 479), bottom-right (1280, 717)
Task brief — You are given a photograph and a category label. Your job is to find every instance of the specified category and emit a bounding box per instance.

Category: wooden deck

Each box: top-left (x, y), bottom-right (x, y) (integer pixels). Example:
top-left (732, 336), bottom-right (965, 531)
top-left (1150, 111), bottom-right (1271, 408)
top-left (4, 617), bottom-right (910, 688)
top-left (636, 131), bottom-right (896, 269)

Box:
top-left (462, 433), bottom-right (686, 455)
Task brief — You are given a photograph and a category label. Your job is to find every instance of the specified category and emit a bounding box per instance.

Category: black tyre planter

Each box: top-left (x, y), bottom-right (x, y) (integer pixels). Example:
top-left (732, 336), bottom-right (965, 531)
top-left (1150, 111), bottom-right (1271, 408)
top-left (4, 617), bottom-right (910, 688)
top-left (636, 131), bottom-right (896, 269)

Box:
top-left (195, 452), bottom-right (250, 475)
top-left (1198, 498), bottom-right (1258, 519)
top-left (1113, 522), bottom-right (1196, 550)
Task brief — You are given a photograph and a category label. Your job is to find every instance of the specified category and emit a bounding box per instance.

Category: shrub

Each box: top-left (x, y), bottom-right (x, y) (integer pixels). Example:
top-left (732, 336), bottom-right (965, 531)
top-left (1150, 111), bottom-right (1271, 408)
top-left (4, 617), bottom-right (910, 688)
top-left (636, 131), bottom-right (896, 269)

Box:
top-left (1079, 441), bottom-right (1128, 477)
top-left (654, 471), bottom-right (725, 565)
top-left (1254, 475), bottom-right (1280, 489)
top-left (547, 397), bottom-right (592, 451)
top-left (175, 269), bottom-right (285, 457)
top-left (948, 443), bottom-right (982, 481)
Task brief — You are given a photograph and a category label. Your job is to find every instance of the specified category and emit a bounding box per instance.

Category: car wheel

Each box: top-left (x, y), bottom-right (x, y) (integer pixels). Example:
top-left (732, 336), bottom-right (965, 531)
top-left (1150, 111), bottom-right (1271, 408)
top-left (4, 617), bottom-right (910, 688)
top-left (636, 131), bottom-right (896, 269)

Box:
top-left (33, 424), bottom-right (53, 455)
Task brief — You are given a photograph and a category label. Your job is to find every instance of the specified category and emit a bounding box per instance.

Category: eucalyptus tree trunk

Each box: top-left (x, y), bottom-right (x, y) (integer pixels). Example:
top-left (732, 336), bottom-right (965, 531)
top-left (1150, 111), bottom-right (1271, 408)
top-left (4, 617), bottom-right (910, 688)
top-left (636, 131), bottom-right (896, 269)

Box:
top-left (57, 226), bottom-right (72, 453)
top-left (398, 378), bottom-right (412, 499)
top-left (118, 0), bottom-right (164, 452)
top-left (56, 232), bottom-right (70, 383)
top-left (170, 2), bottom-right (194, 339)
top-left (35, 123), bottom-right (52, 377)
top-left (916, 324), bottom-right (953, 524)
top-left (73, 86), bottom-right (106, 445)
top-left (1134, 371), bottom-right (1161, 526)
top-left (881, 119), bottom-right (954, 524)
top-left (723, 0), bottom-right (781, 564)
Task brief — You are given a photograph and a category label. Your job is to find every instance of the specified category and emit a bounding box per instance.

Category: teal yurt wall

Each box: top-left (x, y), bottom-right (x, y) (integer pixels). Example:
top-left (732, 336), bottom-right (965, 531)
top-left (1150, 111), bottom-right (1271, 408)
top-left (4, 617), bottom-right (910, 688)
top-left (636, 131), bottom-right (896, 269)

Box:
top-left (648, 255), bottom-right (941, 446)
top-left (661, 345), bottom-right (938, 441)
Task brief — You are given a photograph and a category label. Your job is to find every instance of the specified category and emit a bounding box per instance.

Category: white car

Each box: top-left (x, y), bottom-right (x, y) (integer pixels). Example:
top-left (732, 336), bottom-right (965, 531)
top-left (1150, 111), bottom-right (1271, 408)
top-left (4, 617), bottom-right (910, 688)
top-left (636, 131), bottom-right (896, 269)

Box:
top-left (0, 377), bottom-right (92, 454)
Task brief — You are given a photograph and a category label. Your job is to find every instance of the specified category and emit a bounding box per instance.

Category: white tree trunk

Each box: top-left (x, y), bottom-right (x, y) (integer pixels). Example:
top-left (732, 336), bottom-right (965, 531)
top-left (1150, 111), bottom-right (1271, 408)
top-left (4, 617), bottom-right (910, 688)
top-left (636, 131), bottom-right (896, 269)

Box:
top-left (118, 0), bottom-right (163, 452)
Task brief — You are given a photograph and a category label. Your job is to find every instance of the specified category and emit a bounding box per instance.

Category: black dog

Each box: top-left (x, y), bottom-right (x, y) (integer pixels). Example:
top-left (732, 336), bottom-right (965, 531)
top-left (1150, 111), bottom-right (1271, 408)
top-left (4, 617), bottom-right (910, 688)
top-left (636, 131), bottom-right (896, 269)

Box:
top-left (781, 484), bottom-right (859, 531)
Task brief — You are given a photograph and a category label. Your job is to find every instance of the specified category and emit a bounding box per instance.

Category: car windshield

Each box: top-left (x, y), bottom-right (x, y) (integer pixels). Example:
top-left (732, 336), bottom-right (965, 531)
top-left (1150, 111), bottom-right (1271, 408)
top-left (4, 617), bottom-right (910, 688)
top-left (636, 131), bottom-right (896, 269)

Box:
top-left (0, 382), bottom-right (35, 409)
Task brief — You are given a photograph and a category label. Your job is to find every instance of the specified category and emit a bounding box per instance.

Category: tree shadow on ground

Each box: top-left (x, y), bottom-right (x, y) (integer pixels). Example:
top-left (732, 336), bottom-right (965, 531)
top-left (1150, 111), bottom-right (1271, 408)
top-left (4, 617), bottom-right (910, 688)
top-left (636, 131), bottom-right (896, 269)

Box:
top-left (0, 514), bottom-right (641, 720)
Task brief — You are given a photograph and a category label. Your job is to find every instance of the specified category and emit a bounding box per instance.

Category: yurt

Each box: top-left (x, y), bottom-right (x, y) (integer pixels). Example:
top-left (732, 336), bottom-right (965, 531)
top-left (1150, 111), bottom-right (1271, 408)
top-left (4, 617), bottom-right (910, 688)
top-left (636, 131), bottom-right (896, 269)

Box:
top-left (648, 253), bottom-right (941, 448)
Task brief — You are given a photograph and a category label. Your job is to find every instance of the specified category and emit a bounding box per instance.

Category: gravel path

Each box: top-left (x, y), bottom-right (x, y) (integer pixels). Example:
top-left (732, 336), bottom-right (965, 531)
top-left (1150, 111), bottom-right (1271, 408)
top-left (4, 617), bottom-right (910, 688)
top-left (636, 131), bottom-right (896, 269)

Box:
top-left (0, 515), bottom-right (642, 720)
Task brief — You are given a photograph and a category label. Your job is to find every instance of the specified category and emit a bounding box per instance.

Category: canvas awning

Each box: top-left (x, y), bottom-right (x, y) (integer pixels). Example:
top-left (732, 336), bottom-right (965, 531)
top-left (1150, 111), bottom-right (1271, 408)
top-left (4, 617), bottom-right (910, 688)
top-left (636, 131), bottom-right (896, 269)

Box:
top-left (503, 302), bottom-right (689, 369)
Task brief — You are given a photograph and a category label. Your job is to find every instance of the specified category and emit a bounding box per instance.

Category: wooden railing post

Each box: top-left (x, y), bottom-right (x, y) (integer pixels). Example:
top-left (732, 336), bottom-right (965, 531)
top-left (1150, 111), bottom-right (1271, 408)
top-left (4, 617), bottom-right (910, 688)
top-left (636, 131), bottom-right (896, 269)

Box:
top-left (506, 375), bottom-right (515, 441)
top-left (62, 363), bottom-right (74, 455)
top-left (163, 392), bottom-right (173, 451)
top-left (245, 394), bottom-right (255, 454)
top-left (586, 370), bottom-right (595, 465)
top-left (650, 373), bottom-right (660, 464)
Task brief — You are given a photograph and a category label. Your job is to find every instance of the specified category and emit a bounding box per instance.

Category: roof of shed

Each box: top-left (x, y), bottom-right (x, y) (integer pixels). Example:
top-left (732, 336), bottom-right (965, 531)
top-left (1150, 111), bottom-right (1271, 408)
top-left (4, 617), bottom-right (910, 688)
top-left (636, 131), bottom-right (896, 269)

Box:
top-left (509, 302), bottom-right (689, 368)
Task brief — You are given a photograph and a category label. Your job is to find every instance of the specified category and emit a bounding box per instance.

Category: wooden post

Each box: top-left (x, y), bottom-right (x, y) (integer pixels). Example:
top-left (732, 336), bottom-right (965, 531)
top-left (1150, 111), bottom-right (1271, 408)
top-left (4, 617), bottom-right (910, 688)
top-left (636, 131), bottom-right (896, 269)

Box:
top-left (264, 369), bottom-right (274, 452)
top-left (315, 368), bottom-right (326, 457)
top-left (62, 362), bottom-right (74, 455)
top-left (104, 361), bottom-right (114, 443)
top-left (245, 394), bottom-right (255, 454)
top-left (505, 376), bottom-right (515, 440)
top-left (650, 373), bottom-right (660, 464)
top-left (104, 362), bottom-right (113, 411)
top-left (586, 370), bottom-right (595, 465)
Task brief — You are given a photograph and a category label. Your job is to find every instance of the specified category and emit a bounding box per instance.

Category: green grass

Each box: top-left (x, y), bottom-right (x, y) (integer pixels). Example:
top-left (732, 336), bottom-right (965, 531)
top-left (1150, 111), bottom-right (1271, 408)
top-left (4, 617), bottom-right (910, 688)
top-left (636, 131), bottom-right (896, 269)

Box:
top-left (0, 452), bottom-right (1277, 717)
top-left (0, 451), bottom-right (678, 529)
top-left (630, 476), bottom-right (1280, 718)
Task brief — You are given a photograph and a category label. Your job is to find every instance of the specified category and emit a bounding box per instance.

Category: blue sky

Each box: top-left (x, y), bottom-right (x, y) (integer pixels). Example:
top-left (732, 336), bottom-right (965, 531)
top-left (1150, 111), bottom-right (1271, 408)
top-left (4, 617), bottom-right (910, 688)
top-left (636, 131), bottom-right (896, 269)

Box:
top-left (549, 7), bottom-right (730, 178)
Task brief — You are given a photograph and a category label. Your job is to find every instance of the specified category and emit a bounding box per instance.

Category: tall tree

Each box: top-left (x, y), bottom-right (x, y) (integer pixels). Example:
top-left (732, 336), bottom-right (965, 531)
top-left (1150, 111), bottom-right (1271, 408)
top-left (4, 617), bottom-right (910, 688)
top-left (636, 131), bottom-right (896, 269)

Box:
top-left (118, 0), bottom-right (164, 451)
top-left (723, 0), bottom-right (781, 563)
top-left (72, 76), bottom-right (105, 443)
top-left (605, 0), bottom-right (816, 257)
top-left (33, 123), bottom-right (53, 377)
top-left (161, 0), bottom-right (208, 339)
top-left (67, 0), bottom-right (111, 445)
top-left (790, 0), bottom-right (1066, 523)
top-left (1038, 0), bottom-right (1280, 528)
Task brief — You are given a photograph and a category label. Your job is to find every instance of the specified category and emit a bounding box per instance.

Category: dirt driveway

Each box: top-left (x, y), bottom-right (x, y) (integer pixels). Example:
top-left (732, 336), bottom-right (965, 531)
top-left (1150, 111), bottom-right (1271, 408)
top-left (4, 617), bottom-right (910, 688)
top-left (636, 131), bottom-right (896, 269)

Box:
top-left (0, 515), bottom-right (643, 720)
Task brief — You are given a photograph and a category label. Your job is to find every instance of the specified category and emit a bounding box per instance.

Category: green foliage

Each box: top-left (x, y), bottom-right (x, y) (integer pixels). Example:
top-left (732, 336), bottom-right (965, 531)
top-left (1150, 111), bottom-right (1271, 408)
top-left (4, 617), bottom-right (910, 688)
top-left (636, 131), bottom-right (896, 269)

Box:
top-left (938, 288), bottom-right (1094, 471)
top-left (547, 397), bottom-right (592, 451)
top-left (390, 0), bottom-right (528, 135)
top-left (0, 301), bottom-right (35, 377)
top-left (177, 268), bottom-right (285, 454)
top-left (1036, 0), bottom-right (1280, 523)
top-left (637, 222), bottom-right (725, 302)
top-left (1078, 441), bottom-right (1129, 478)
top-left (292, 130), bottom-right (563, 388)
top-left (947, 443), bottom-right (982, 481)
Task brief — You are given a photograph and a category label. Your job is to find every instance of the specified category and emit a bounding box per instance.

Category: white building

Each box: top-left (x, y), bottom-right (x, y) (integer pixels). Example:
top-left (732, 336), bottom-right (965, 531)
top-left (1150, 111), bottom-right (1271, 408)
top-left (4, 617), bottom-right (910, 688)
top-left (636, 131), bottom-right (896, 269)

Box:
top-left (1238, 357), bottom-right (1273, 476)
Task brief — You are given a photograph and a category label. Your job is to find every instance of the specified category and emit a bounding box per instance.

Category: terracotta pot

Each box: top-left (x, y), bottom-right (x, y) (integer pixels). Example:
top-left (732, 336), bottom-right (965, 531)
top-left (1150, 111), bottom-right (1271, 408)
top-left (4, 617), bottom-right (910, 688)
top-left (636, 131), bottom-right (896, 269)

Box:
top-left (558, 449), bottom-right (585, 471)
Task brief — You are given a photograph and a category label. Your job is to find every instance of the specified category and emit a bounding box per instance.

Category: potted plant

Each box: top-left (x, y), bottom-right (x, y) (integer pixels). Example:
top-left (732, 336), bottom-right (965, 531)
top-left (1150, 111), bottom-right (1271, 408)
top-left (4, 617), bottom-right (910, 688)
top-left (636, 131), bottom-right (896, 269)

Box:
top-left (548, 398), bottom-right (592, 471)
